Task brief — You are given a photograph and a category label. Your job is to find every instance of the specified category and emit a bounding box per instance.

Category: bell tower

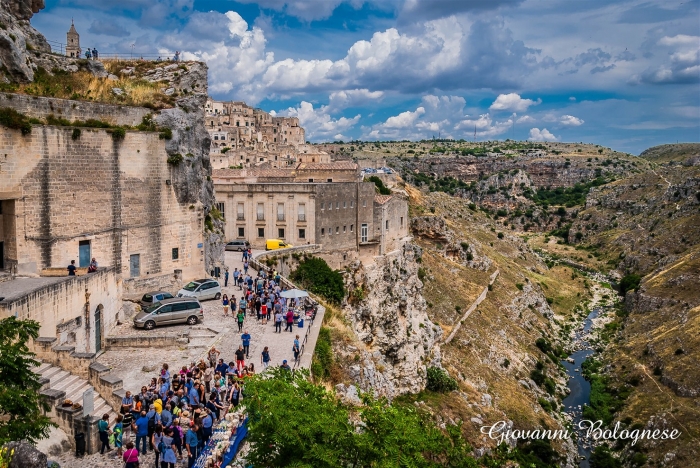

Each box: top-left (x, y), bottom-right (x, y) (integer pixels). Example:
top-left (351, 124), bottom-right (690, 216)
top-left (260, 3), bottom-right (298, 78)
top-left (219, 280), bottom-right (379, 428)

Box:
top-left (65, 20), bottom-right (81, 58)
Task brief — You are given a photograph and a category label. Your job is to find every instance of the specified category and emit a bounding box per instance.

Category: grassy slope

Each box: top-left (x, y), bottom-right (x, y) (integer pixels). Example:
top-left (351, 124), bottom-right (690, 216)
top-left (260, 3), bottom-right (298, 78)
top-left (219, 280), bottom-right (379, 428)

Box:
top-left (405, 188), bottom-right (592, 452)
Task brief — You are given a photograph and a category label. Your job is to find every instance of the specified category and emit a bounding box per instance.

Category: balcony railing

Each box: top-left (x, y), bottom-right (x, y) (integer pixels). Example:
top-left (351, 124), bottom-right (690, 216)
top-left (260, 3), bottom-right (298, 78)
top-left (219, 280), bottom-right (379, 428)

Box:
top-left (298, 214), bottom-right (306, 222)
top-left (257, 214), bottom-right (265, 221)
top-left (277, 214), bottom-right (285, 221)
top-left (237, 214), bottom-right (245, 220)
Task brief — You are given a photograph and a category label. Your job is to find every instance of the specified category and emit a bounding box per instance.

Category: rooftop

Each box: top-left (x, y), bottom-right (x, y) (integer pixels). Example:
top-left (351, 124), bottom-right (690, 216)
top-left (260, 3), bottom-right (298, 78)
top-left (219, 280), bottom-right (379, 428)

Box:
top-left (296, 161), bottom-right (357, 171)
top-left (374, 195), bottom-right (393, 205)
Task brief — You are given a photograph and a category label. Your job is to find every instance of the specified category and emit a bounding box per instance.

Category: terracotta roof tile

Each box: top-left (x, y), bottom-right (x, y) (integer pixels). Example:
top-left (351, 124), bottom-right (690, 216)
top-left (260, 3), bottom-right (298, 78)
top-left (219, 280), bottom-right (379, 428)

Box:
top-left (296, 161), bottom-right (357, 170)
top-left (374, 195), bottom-right (393, 205)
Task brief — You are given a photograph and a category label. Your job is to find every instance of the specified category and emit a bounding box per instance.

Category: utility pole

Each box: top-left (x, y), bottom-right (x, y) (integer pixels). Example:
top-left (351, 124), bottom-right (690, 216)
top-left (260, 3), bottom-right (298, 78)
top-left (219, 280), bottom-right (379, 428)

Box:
top-left (130, 43), bottom-right (135, 59)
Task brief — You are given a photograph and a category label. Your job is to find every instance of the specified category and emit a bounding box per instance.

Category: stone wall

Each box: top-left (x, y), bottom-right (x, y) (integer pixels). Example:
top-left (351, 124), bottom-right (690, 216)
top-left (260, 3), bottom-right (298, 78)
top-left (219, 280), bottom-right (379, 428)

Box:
top-left (0, 125), bottom-right (205, 281)
top-left (0, 92), bottom-right (151, 127)
top-left (315, 182), bottom-right (375, 250)
top-left (2, 268), bottom-right (120, 354)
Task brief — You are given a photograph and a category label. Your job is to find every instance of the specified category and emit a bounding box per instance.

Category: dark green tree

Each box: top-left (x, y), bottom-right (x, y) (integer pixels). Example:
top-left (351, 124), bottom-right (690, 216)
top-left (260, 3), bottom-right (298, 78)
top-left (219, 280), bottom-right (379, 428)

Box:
top-left (290, 256), bottom-right (345, 304)
top-left (0, 317), bottom-right (55, 444)
top-left (243, 368), bottom-right (477, 468)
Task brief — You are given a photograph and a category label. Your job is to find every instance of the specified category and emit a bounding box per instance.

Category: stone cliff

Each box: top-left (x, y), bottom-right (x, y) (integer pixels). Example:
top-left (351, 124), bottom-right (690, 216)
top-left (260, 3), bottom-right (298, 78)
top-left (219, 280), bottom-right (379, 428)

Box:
top-left (337, 241), bottom-right (441, 398)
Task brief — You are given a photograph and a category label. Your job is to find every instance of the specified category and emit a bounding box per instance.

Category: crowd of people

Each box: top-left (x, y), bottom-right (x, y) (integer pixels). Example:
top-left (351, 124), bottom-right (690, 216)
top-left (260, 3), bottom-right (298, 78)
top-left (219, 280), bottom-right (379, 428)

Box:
top-left (93, 248), bottom-right (312, 467)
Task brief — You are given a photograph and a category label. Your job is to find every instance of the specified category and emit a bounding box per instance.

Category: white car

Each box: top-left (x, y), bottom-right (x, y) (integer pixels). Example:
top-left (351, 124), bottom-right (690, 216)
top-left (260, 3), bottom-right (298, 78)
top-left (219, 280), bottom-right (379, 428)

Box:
top-left (177, 278), bottom-right (222, 301)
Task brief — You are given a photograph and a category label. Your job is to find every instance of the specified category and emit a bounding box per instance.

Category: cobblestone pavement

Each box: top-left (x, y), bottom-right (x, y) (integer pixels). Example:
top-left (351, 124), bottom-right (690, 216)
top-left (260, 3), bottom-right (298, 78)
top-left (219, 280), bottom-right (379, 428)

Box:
top-left (47, 250), bottom-right (323, 467)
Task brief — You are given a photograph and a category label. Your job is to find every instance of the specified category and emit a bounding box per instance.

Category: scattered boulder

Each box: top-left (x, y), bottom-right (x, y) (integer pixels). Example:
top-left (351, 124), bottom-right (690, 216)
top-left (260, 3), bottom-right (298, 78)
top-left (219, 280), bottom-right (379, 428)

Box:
top-left (3, 441), bottom-right (47, 468)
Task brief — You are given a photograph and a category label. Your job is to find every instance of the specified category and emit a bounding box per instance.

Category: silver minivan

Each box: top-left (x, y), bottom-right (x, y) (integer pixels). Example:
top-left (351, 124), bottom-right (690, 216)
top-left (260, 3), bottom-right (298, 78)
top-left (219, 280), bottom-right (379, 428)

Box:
top-left (177, 278), bottom-right (222, 301)
top-left (133, 297), bottom-right (203, 330)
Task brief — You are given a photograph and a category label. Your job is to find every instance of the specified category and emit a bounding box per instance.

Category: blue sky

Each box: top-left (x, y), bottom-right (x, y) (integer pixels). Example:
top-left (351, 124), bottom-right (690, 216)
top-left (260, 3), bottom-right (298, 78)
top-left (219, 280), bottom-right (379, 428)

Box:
top-left (34, 0), bottom-right (700, 154)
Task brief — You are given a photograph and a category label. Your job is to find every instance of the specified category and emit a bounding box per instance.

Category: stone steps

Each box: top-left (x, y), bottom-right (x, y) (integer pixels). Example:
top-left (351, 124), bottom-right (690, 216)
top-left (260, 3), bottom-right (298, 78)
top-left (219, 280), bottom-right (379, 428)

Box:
top-left (34, 363), bottom-right (117, 421)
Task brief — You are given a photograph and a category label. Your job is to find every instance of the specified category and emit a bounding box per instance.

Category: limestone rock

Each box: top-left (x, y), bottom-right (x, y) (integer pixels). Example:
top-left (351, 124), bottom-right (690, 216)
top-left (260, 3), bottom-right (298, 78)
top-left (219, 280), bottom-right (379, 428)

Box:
top-left (335, 383), bottom-right (362, 405)
top-left (3, 441), bottom-right (47, 468)
top-left (341, 241), bottom-right (441, 398)
top-left (112, 87), bottom-right (124, 96)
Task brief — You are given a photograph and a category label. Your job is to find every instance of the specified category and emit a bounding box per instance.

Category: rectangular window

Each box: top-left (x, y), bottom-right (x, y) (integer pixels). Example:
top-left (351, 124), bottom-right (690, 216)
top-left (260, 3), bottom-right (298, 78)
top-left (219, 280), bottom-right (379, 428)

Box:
top-left (172, 248), bottom-right (179, 260)
top-left (328, 227), bottom-right (332, 236)
top-left (351, 201), bottom-right (354, 208)
top-left (400, 216), bottom-right (404, 226)
top-left (298, 203), bottom-right (306, 221)
top-left (336, 226), bottom-right (339, 234)
top-left (216, 202), bottom-right (225, 218)
top-left (321, 202), bottom-right (324, 210)
top-left (363, 200), bottom-right (367, 207)
top-left (299, 228), bottom-right (306, 239)
top-left (343, 225), bottom-right (346, 233)
top-left (308, 178), bottom-right (314, 182)
top-left (238, 227), bottom-right (245, 237)
top-left (327, 178), bottom-right (333, 182)
top-left (277, 203), bottom-right (285, 221)
top-left (361, 224), bottom-right (368, 243)
top-left (343, 201), bottom-right (347, 208)
top-left (258, 227), bottom-right (265, 238)
top-left (321, 228), bottom-right (325, 235)
top-left (350, 224), bottom-right (354, 232)
top-left (386, 220), bottom-right (389, 230)
top-left (257, 203), bottom-right (264, 221)
top-left (237, 203), bottom-right (244, 220)
top-left (336, 202), bottom-right (339, 209)
top-left (278, 228), bottom-right (285, 239)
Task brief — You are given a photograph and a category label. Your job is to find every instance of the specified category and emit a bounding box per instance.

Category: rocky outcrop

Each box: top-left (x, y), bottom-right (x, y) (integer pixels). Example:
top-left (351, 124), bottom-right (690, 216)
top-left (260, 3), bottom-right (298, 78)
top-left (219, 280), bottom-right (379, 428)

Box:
top-left (3, 441), bottom-right (47, 468)
top-left (341, 241), bottom-right (441, 398)
top-left (152, 66), bottom-right (224, 272)
top-left (411, 215), bottom-right (492, 271)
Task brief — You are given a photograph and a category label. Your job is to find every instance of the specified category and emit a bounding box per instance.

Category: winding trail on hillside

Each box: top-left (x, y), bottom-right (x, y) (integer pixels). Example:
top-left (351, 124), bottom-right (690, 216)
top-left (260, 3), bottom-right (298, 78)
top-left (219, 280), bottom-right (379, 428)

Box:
top-left (444, 269), bottom-right (499, 345)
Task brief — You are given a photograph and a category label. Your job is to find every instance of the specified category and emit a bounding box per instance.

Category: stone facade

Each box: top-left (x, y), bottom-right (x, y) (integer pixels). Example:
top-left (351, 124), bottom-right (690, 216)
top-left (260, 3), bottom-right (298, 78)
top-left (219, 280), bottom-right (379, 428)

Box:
top-left (213, 164), bottom-right (409, 253)
top-left (0, 268), bottom-right (120, 354)
top-left (205, 98), bottom-right (330, 169)
top-left (0, 125), bottom-right (205, 281)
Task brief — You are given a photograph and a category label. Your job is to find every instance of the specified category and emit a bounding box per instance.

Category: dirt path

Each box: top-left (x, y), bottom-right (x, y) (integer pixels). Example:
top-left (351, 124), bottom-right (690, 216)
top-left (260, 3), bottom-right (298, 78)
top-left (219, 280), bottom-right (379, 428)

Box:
top-left (443, 269), bottom-right (499, 345)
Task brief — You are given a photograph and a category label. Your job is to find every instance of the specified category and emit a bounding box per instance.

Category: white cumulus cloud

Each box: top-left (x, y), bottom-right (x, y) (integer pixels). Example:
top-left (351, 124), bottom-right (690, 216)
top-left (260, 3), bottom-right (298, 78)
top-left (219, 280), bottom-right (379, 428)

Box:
top-left (528, 128), bottom-right (558, 141)
top-left (560, 115), bottom-right (584, 126)
top-left (490, 93), bottom-right (541, 112)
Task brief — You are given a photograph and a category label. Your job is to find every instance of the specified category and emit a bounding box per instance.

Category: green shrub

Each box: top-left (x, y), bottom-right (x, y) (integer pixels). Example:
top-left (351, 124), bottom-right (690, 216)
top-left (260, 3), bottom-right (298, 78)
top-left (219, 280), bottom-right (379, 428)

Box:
top-left (109, 127), bottom-right (126, 140)
top-left (516, 282), bottom-right (524, 290)
top-left (619, 273), bottom-right (641, 294)
top-left (71, 128), bottom-right (81, 140)
top-left (311, 327), bottom-right (333, 381)
top-left (159, 127), bottom-right (173, 140)
top-left (290, 257), bottom-right (345, 304)
top-left (426, 366), bottom-right (458, 392)
top-left (45, 114), bottom-right (72, 126)
top-left (167, 153), bottom-right (184, 165)
top-left (367, 175), bottom-right (391, 195)
top-left (538, 397), bottom-right (553, 412)
top-left (0, 107), bottom-right (32, 135)
top-left (460, 241), bottom-right (469, 251)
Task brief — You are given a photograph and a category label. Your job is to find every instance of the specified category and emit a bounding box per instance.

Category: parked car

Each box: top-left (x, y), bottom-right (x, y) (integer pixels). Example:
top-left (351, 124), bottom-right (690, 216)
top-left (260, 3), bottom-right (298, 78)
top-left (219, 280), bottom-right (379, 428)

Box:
top-left (265, 239), bottom-right (293, 251)
top-left (139, 291), bottom-right (174, 308)
top-left (225, 240), bottom-right (250, 251)
top-left (177, 278), bottom-right (222, 301)
top-left (133, 297), bottom-right (203, 330)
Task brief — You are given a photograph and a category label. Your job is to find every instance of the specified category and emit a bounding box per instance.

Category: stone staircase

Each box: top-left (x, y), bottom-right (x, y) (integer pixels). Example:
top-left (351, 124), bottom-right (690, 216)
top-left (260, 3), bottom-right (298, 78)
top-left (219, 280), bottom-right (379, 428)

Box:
top-left (187, 325), bottom-right (221, 349)
top-left (36, 362), bottom-right (118, 421)
top-left (35, 361), bottom-right (124, 454)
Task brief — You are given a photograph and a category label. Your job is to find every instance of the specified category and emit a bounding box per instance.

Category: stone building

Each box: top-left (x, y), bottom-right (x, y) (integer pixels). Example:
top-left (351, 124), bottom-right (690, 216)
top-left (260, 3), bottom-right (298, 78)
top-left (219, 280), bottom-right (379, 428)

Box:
top-left (212, 163), bottom-right (409, 255)
top-left (65, 21), bottom-right (81, 58)
top-left (205, 98), bottom-right (330, 169)
top-left (0, 93), bottom-right (209, 354)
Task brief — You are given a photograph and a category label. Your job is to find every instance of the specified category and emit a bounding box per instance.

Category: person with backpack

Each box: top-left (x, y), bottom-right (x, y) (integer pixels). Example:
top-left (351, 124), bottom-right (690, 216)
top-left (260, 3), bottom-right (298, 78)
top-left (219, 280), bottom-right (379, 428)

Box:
top-left (152, 424), bottom-right (164, 467)
top-left (160, 427), bottom-right (178, 468)
top-left (146, 404), bottom-right (161, 450)
top-left (170, 419), bottom-right (184, 460)
top-left (122, 441), bottom-right (140, 468)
